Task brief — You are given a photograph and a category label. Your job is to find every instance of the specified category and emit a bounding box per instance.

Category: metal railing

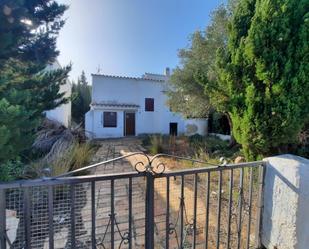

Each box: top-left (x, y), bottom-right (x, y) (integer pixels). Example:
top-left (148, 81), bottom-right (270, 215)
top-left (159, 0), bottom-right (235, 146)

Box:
top-left (0, 153), bottom-right (265, 249)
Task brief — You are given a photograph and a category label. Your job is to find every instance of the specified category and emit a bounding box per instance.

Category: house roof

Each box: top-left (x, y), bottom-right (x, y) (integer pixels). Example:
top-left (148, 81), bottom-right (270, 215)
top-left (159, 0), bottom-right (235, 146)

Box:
top-left (91, 73), bottom-right (166, 82)
top-left (91, 102), bottom-right (140, 108)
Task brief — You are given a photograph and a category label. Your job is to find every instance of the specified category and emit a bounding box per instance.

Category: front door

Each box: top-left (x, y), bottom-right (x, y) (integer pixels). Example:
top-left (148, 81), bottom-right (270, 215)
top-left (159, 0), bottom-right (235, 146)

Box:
top-left (125, 112), bottom-right (135, 136)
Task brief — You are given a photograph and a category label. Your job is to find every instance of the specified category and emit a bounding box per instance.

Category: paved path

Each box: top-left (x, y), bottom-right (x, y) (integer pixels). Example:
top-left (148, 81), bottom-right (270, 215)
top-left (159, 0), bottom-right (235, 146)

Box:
top-left (48, 138), bottom-right (251, 249)
top-left (75, 138), bottom-right (213, 249)
top-left (81, 138), bottom-right (148, 249)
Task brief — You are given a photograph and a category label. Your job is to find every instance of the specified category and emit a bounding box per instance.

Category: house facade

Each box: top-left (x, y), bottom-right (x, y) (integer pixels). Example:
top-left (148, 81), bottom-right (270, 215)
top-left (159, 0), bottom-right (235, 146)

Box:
top-left (45, 61), bottom-right (71, 127)
top-left (85, 69), bottom-right (207, 138)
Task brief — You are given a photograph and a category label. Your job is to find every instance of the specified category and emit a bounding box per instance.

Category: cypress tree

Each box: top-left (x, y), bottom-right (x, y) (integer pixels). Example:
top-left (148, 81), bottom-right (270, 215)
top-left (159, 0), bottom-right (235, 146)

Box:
top-left (217, 0), bottom-right (309, 159)
top-left (72, 71), bottom-right (91, 125)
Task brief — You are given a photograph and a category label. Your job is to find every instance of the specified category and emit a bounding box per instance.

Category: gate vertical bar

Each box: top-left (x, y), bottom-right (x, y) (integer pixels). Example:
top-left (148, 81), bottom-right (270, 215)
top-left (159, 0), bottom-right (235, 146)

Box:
top-left (246, 167), bottom-right (254, 249)
top-left (255, 163), bottom-right (265, 248)
top-left (145, 173), bottom-right (155, 249)
top-left (24, 188), bottom-right (31, 249)
top-left (111, 179), bottom-right (115, 249)
top-left (128, 178), bottom-right (132, 249)
top-left (0, 189), bottom-right (6, 249)
top-left (216, 171), bottom-right (222, 249)
top-left (193, 173), bottom-right (198, 249)
top-left (165, 177), bottom-right (170, 249)
top-left (180, 175), bottom-right (184, 249)
top-left (204, 172), bottom-right (210, 249)
top-left (48, 186), bottom-right (54, 249)
top-left (91, 181), bottom-right (96, 249)
top-left (226, 169), bottom-right (233, 249)
top-left (236, 168), bottom-right (244, 249)
top-left (70, 185), bottom-right (76, 249)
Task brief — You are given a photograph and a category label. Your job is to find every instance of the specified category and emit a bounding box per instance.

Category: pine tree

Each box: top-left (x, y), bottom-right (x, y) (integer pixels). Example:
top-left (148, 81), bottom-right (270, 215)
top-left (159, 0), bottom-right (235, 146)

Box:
top-left (0, 0), bottom-right (70, 179)
top-left (72, 71), bottom-right (91, 125)
top-left (217, 0), bottom-right (309, 159)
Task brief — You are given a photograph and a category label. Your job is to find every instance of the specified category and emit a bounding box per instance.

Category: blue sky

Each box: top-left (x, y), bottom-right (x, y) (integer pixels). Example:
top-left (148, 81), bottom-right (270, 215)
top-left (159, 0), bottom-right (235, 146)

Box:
top-left (57, 0), bottom-right (225, 82)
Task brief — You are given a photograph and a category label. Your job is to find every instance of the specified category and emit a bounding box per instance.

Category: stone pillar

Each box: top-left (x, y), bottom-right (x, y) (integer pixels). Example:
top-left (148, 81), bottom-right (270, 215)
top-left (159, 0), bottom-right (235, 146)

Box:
top-left (262, 154), bottom-right (309, 249)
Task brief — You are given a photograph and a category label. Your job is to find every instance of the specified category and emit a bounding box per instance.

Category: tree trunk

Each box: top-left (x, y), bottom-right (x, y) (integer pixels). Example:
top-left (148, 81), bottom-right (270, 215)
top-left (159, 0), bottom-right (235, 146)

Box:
top-left (225, 112), bottom-right (236, 147)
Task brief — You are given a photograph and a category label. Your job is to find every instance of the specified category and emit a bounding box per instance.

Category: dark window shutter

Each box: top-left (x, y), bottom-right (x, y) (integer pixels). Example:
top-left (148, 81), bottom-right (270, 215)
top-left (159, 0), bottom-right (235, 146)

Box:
top-left (145, 98), bottom-right (154, 112)
top-left (103, 112), bottom-right (117, 127)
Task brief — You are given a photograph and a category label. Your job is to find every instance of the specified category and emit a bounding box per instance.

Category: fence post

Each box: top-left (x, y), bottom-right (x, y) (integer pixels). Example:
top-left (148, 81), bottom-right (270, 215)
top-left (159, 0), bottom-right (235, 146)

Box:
top-left (255, 163), bottom-right (265, 248)
top-left (0, 189), bottom-right (6, 249)
top-left (145, 172), bottom-right (155, 249)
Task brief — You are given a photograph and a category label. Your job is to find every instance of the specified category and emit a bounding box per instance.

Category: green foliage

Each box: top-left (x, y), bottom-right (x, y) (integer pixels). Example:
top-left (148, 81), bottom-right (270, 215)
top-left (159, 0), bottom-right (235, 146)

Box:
top-left (208, 112), bottom-right (231, 135)
top-left (217, 0), bottom-right (309, 159)
top-left (188, 134), bottom-right (205, 144)
top-left (149, 135), bottom-right (164, 155)
top-left (0, 0), bottom-right (70, 179)
top-left (143, 134), bottom-right (241, 164)
top-left (168, 4), bottom-right (230, 118)
top-left (0, 159), bottom-right (24, 182)
top-left (140, 134), bottom-right (152, 147)
top-left (295, 123), bottom-right (309, 158)
top-left (0, 98), bottom-right (38, 162)
top-left (71, 71), bottom-right (91, 125)
top-left (189, 134), bottom-right (238, 158)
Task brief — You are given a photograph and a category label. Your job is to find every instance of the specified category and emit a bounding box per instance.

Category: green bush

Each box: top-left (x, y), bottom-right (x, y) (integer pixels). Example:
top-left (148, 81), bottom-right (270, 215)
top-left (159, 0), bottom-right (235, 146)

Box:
top-left (140, 134), bottom-right (152, 147)
top-left (149, 135), bottom-right (164, 155)
top-left (0, 159), bottom-right (24, 182)
top-left (189, 135), bottom-right (241, 162)
top-left (188, 134), bottom-right (204, 144)
top-left (189, 135), bottom-right (228, 152)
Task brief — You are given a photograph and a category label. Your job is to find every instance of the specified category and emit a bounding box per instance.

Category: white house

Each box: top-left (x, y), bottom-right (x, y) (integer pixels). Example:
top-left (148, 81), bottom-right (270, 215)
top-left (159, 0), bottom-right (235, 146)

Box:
top-left (85, 68), bottom-right (207, 138)
top-left (45, 60), bottom-right (72, 127)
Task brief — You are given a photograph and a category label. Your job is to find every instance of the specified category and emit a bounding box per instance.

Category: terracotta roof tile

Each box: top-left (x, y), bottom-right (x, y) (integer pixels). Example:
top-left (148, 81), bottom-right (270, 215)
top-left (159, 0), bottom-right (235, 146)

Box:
top-left (91, 102), bottom-right (140, 108)
top-left (91, 73), bottom-right (165, 82)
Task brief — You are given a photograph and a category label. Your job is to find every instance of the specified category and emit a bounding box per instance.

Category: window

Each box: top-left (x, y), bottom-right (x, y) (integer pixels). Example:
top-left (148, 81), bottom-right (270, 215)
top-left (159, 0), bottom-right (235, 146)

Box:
top-left (145, 98), bottom-right (154, 112)
top-left (103, 112), bottom-right (117, 127)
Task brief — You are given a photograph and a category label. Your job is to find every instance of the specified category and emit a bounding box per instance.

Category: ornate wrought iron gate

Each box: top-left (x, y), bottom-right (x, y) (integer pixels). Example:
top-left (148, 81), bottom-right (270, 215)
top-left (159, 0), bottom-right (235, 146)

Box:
top-left (0, 153), bottom-right (265, 249)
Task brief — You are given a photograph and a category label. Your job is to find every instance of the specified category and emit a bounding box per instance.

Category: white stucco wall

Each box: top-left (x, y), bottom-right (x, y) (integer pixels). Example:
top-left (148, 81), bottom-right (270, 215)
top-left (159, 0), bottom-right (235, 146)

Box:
top-left (209, 133), bottom-right (231, 141)
top-left (86, 74), bottom-right (208, 138)
top-left (185, 119), bottom-right (208, 136)
top-left (85, 110), bottom-right (93, 138)
top-left (86, 109), bottom-right (124, 138)
top-left (45, 81), bottom-right (71, 127)
top-left (45, 61), bottom-right (71, 127)
top-left (262, 154), bottom-right (309, 249)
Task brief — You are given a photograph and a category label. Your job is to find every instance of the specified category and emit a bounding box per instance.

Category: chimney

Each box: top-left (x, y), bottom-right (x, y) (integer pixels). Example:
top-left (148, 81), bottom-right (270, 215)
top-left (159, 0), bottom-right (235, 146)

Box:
top-left (164, 67), bottom-right (170, 77)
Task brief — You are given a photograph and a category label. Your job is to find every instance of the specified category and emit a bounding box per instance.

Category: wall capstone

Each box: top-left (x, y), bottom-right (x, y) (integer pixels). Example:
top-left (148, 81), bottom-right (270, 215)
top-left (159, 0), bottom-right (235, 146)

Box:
top-left (262, 154), bottom-right (309, 249)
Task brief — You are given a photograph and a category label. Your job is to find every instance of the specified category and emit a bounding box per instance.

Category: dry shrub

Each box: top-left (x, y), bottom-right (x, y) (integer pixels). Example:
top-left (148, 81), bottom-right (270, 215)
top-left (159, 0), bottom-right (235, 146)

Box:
top-left (30, 119), bottom-right (95, 177)
top-left (33, 118), bottom-right (87, 163)
top-left (50, 142), bottom-right (95, 176)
